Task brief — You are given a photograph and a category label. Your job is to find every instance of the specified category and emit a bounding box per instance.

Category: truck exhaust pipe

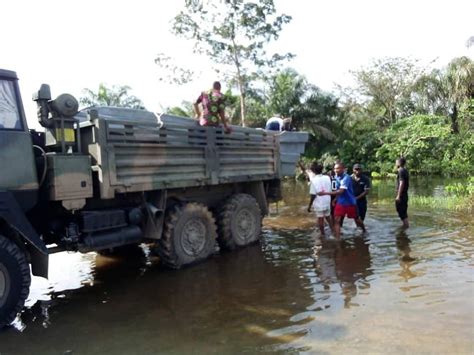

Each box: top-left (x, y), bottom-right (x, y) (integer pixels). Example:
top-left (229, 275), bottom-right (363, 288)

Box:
top-left (79, 225), bottom-right (142, 253)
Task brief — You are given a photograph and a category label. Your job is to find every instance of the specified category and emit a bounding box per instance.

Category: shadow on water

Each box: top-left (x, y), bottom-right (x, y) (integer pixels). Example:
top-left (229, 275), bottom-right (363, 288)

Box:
top-left (0, 178), bottom-right (473, 354)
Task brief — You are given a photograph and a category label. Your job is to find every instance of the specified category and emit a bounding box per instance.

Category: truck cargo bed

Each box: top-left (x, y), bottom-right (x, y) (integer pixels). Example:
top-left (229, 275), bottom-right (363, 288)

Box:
top-left (79, 108), bottom-right (281, 199)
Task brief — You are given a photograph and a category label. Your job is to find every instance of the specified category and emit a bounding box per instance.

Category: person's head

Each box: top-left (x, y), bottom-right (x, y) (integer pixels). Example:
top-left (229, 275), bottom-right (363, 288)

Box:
top-left (212, 81), bottom-right (221, 91)
top-left (326, 166), bottom-right (334, 177)
top-left (396, 157), bottom-right (406, 168)
top-left (310, 161), bottom-right (323, 174)
top-left (334, 162), bottom-right (345, 176)
top-left (353, 163), bottom-right (362, 177)
top-left (282, 117), bottom-right (292, 131)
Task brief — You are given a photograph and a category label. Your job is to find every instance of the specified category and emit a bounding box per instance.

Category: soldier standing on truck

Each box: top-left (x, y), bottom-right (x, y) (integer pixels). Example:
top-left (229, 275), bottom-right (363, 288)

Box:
top-left (193, 81), bottom-right (232, 133)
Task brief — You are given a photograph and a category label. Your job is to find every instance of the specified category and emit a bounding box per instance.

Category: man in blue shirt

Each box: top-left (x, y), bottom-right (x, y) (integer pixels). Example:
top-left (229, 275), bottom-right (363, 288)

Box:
top-left (318, 162), bottom-right (366, 239)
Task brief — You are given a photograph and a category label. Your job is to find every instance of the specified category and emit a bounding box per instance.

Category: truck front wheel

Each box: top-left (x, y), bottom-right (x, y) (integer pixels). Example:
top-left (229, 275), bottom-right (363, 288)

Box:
top-left (155, 203), bottom-right (217, 268)
top-left (217, 194), bottom-right (262, 250)
top-left (0, 234), bottom-right (31, 328)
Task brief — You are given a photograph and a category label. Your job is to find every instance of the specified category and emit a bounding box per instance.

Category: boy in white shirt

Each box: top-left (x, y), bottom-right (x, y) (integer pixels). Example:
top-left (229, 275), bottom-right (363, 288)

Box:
top-left (307, 162), bottom-right (333, 236)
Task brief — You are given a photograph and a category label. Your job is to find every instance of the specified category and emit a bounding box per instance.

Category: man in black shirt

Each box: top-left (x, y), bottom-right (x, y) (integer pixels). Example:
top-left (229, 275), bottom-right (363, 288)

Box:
top-left (351, 163), bottom-right (371, 221)
top-left (395, 157), bottom-right (410, 228)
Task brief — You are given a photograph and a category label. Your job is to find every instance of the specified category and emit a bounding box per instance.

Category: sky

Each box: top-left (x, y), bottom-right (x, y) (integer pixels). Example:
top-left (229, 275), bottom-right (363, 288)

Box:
top-left (1, 0), bottom-right (473, 129)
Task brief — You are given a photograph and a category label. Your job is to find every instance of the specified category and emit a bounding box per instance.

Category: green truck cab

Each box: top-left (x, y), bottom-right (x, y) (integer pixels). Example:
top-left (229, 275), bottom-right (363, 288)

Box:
top-left (0, 69), bottom-right (308, 327)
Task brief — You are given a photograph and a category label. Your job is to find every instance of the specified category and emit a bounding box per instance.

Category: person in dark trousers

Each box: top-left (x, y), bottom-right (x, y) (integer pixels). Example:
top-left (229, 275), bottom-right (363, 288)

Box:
top-left (395, 157), bottom-right (410, 228)
top-left (351, 163), bottom-right (371, 221)
top-left (326, 166), bottom-right (337, 221)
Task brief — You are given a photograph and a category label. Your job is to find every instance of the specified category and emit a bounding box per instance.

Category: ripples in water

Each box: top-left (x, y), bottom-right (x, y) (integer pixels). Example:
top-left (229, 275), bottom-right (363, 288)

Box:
top-left (0, 180), bottom-right (473, 354)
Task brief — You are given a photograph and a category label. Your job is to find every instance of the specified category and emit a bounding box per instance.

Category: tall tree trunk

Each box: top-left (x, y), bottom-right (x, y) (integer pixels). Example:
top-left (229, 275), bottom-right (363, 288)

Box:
top-left (238, 79), bottom-right (246, 127)
top-left (231, 37), bottom-right (246, 126)
top-left (451, 103), bottom-right (459, 133)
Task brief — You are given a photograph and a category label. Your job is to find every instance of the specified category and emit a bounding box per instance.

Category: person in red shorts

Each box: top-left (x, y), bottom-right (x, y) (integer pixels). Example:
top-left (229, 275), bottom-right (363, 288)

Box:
top-left (318, 162), bottom-right (366, 239)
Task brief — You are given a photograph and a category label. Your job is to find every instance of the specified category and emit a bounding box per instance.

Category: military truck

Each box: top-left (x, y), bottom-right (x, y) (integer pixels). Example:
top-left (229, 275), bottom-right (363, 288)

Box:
top-left (0, 69), bottom-right (308, 327)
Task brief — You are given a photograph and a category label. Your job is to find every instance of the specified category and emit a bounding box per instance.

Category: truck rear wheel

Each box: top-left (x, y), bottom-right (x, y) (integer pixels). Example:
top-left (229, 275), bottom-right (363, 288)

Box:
top-left (217, 194), bottom-right (262, 250)
top-left (155, 203), bottom-right (217, 268)
top-left (0, 234), bottom-right (31, 328)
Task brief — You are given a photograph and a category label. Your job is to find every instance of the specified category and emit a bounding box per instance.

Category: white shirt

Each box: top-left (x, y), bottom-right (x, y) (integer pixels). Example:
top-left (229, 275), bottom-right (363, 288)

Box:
top-left (309, 174), bottom-right (332, 211)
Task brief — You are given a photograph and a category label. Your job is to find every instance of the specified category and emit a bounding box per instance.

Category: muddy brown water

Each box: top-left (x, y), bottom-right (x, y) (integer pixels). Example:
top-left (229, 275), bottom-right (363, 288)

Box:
top-left (0, 179), bottom-right (473, 354)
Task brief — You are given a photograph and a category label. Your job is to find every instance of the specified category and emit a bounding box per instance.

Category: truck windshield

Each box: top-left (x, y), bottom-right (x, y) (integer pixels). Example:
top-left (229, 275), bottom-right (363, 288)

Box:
top-left (0, 80), bottom-right (22, 130)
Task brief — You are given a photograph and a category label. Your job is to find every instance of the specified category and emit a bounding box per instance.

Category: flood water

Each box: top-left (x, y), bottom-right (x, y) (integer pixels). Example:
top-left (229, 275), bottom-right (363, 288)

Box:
top-left (0, 178), bottom-right (473, 354)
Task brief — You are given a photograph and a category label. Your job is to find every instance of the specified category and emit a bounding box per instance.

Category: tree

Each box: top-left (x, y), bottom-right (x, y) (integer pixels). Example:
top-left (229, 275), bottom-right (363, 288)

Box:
top-left (376, 115), bottom-right (455, 175)
top-left (264, 68), bottom-right (339, 139)
top-left (80, 83), bottom-right (145, 109)
top-left (170, 0), bottom-right (293, 126)
top-left (165, 101), bottom-right (195, 117)
top-left (266, 68), bottom-right (306, 118)
top-left (444, 56), bottom-right (474, 133)
top-left (350, 57), bottom-right (424, 126)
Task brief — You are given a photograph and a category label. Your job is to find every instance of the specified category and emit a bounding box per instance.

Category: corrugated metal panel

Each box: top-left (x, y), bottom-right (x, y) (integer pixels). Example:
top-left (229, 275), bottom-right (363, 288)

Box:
top-left (79, 110), bottom-right (304, 197)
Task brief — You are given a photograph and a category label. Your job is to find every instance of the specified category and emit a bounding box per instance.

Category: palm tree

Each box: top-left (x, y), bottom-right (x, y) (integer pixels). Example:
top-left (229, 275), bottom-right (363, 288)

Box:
top-left (80, 83), bottom-right (145, 109)
top-left (267, 69), bottom-right (340, 140)
top-left (444, 57), bottom-right (474, 133)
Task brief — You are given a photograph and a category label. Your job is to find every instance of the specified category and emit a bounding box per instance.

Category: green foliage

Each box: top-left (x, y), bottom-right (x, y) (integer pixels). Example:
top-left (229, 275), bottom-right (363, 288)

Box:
top-left (171, 0), bottom-right (293, 126)
top-left (409, 195), bottom-right (473, 213)
top-left (377, 115), bottom-right (450, 174)
top-left (376, 114), bottom-right (473, 176)
top-left (410, 177), bottom-right (474, 212)
top-left (260, 68), bottom-right (341, 147)
top-left (80, 83), bottom-right (145, 110)
top-left (349, 57), bottom-right (424, 126)
top-left (163, 51), bottom-right (472, 178)
top-left (337, 116), bottom-right (382, 172)
top-left (445, 178), bottom-right (474, 195)
top-left (371, 171), bottom-right (396, 179)
top-left (166, 101), bottom-right (194, 117)
top-left (266, 68), bottom-right (305, 117)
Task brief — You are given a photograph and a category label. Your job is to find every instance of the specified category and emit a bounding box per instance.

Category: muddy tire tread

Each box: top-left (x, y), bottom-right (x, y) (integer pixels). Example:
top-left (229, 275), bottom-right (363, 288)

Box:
top-left (0, 235), bottom-right (31, 328)
top-left (156, 203), bottom-right (216, 269)
top-left (217, 194), bottom-right (262, 251)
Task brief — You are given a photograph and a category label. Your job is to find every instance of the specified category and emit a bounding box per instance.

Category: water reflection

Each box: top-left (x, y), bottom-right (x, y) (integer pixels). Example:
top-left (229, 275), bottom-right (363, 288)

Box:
top-left (0, 243), bottom-right (320, 354)
top-left (394, 229), bottom-right (419, 286)
top-left (313, 236), bottom-right (372, 308)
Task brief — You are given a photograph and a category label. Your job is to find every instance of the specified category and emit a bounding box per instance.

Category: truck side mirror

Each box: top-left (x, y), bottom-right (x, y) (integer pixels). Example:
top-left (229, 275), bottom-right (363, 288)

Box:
top-left (33, 84), bottom-right (53, 128)
top-left (33, 84), bottom-right (51, 101)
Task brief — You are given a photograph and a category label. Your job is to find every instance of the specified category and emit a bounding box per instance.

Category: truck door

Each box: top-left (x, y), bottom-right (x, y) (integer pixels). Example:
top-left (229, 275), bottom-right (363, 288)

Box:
top-left (0, 69), bottom-right (39, 210)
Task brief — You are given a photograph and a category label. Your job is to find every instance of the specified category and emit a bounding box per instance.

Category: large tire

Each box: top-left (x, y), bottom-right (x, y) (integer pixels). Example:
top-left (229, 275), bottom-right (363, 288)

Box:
top-left (217, 194), bottom-right (262, 251)
top-left (155, 203), bottom-right (217, 268)
top-left (0, 235), bottom-right (31, 328)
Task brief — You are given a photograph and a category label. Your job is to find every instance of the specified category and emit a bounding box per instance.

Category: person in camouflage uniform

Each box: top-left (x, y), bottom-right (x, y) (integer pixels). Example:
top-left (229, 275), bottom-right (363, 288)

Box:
top-left (194, 81), bottom-right (231, 133)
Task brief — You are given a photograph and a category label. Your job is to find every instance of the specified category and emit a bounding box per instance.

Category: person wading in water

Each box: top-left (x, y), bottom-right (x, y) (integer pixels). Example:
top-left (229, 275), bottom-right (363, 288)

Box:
top-left (318, 162), bottom-right (366, 239)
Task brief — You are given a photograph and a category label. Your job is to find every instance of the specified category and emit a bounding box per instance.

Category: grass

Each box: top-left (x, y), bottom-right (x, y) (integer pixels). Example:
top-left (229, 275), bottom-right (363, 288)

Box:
top-left (409, 195), bottom-right (473, 213)
top-left (375, 178), bottom-right (474, 213)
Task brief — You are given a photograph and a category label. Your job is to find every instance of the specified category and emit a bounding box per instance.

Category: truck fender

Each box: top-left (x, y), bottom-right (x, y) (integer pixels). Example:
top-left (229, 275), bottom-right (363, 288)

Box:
top-left (0, 191), bottom-right (48, 278)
